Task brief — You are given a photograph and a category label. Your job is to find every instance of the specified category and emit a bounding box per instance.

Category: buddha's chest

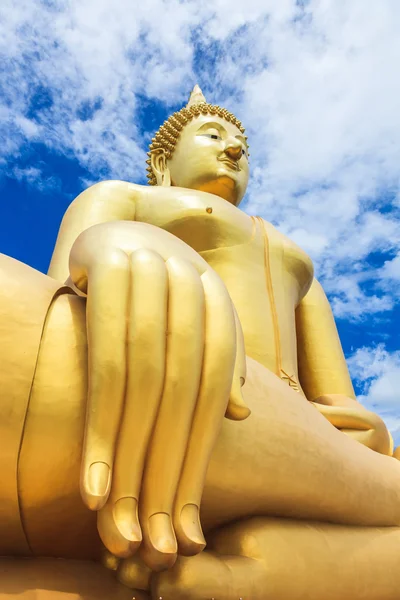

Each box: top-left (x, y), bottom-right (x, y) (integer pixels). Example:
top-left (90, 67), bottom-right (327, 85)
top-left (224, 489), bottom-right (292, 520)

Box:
top-left (198, 217), bottom-right (314, 376)
top-left (137, 186), bottom-right (315, 382)
top-left (137, 186), bottom-right (253, 252)
top-left (138, 187), bottom-right (314, 332)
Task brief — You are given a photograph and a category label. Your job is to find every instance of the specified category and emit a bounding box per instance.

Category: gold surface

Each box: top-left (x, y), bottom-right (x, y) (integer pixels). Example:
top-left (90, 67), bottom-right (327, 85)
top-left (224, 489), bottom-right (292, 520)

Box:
top-left (0, 557), bottom-right (138, 599)
top-left (0, 254), bottom-right (67, 556)
top-left (1, 85), bottom-right (399, 599)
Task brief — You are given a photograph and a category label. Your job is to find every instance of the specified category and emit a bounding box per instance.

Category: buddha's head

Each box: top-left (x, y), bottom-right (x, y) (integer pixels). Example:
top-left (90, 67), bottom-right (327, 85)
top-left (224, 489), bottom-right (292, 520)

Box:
top-left (147, 85), bottom-right (249, 206)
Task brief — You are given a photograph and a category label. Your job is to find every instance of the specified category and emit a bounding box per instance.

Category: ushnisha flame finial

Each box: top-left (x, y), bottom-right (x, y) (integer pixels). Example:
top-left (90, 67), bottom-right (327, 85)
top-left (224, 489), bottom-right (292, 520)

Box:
top-left (187, 84), bottom-right (207, 108)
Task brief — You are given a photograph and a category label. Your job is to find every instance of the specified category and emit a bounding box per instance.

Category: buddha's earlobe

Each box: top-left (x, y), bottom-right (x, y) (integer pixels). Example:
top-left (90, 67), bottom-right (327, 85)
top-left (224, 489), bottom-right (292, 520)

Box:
top-left (150, 149), bottom-right (171, 187)
top-left (161, 169), bottom-right (171, 187)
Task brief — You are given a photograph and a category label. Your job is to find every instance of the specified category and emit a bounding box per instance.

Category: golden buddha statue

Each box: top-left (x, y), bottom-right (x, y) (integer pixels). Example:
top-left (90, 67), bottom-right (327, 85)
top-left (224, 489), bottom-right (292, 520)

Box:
top-left (1, 85), bottom-right (400, 600)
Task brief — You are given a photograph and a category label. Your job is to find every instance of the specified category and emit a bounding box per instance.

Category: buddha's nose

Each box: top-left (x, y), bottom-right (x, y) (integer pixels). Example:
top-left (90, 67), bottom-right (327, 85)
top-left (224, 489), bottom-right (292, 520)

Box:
top-left (224, 140), bottom-right (242, 161)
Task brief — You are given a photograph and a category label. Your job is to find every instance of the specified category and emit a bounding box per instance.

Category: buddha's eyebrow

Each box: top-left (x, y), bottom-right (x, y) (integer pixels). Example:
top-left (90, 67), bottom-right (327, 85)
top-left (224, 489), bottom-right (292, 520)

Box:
top-left (196, 121), bottom-right (227, 134)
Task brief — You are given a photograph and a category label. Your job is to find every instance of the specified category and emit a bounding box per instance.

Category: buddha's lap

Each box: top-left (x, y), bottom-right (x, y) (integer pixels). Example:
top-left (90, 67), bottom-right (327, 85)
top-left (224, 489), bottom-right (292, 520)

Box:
top-left (155, 518), bottom-right (400, 600)
top-left (201, 357), bottom-right (400, 530)
top-left (3, 265), bottom-right (400, 546)
top-left (0, 254), bottom-right (67, 416)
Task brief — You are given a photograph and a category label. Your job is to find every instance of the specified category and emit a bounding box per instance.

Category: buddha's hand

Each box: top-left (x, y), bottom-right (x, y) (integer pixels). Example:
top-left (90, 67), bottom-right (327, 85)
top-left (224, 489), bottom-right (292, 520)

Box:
top-left (68, 221), bottom-right (249, 571)
top-left (311, 394), bottom-right (393, 456)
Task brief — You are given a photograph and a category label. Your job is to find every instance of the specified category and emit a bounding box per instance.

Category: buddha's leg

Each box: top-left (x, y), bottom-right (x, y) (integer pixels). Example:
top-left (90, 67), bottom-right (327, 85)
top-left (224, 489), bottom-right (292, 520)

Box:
top-left (153, 517), bottom-right (400, 600)
top-left (18, 292), bottom-right (100, 559)
top-left (0, 259), bottom-right (140, 599)
top-left (17, 293), bottom-right (400, 557)
top-left (200, 356), bottom-right (400, 531)
top-left (0, 253), bottom-right (68, 557)
top-left (111, 355), bottom-right (400, 595)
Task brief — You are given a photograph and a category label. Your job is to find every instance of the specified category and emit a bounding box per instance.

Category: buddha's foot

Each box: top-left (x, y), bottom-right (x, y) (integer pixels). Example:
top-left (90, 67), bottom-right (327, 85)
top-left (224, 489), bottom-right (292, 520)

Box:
top-left (152, 550), bottom-right (265, 600)
top-left (105, 534), bottom-right (266, 600)
top-left (107, 516), bottom-right (400, 600)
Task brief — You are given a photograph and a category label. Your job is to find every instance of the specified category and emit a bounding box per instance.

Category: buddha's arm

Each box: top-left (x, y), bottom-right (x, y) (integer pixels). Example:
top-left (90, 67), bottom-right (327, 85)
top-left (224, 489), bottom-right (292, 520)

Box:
top-left (296, 277), bottom-right (355, 401)
top-left (48, 180), bottom-right (138, 282)
top-left (296, 278), bottom-right (393, 455)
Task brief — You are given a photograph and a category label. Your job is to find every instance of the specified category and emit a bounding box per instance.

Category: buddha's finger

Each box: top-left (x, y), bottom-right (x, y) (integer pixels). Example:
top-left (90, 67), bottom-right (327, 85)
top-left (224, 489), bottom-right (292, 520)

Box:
top-left (346, 427), bottom-right (393, 456)
top-left (139, 256), bottom-right (205, 572)
top-left (311, 402), bottom-right (377, 430)
top-left (97, 249), bottom-right (168, 557)
top-left (173, 268), bottom-right (237, 556)
top-left (225, 303), bottom-right (250, 421)
top-left (311, 402), bottom-right (392, 454)
top-left (80, 249), bottom-right (130, 511)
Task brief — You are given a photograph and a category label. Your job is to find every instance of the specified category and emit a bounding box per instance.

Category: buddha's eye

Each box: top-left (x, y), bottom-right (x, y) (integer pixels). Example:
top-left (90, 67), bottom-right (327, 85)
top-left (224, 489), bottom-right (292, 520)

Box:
top-left (201, 131), bottom-right (222, 141)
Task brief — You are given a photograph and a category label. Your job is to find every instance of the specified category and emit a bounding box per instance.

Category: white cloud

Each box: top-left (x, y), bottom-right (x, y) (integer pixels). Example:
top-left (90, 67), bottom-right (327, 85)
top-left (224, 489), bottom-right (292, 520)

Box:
top-left (348, 345), bottom-right (400, 445)
top-left (14, 115), bottom-right (40, 139)
top-left (10, 165), bottom-right (61, 192)
top-left (0, 0), bottom-right (400, 320)
top-left (0, 0), bottom-right (200, 180)
top-left (331, 287), bottom-right (394, 321)
top-left (381, 254), bottom-right (400, 282)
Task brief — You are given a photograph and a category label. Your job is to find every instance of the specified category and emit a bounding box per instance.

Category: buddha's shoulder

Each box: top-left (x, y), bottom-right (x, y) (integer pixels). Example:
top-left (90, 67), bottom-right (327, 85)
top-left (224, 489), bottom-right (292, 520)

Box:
top-left (83, 179), bottom-right (148, 196)
top-left (69, 180), bottom-right (149, 209)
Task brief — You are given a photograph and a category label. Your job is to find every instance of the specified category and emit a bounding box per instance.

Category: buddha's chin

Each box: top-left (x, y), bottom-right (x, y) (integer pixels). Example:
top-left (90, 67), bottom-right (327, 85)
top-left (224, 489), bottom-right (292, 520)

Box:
top-left (197, 175), bottom-right (241, 205)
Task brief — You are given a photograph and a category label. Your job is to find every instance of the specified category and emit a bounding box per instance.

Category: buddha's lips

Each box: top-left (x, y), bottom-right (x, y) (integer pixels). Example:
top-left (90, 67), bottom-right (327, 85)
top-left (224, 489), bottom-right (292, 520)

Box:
top-left (218, 157), bottom-right (240, 171)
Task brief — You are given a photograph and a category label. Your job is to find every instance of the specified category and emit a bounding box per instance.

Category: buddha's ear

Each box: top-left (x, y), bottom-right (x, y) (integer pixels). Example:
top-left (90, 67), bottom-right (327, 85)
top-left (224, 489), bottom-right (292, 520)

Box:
top-left (150, 149), bottom-right (171, 187)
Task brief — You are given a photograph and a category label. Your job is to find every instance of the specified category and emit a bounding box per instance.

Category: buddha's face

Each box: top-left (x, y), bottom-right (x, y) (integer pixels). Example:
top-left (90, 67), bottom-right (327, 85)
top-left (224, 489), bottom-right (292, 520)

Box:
top-left (153, 114), bottom-right (249, 206)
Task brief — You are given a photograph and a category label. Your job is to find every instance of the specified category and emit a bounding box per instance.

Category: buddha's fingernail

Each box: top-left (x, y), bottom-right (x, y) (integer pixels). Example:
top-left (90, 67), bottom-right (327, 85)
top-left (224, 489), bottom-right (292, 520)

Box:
top-left (148, 513), bottom-right (177, 555)
top-left (226, 381), bottom-right (251, 421)
top-left (180, 504), bottom-right (206, 549)
top-left (87, 461), bottom-right (110, 499)
top-left (113, 497), bottom-right (142, 543)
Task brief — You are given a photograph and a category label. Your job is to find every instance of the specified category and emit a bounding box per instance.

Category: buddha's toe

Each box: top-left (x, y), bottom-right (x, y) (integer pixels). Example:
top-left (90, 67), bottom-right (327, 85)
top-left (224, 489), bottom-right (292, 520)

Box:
top-left (151, 550), bottom-right (266, 600)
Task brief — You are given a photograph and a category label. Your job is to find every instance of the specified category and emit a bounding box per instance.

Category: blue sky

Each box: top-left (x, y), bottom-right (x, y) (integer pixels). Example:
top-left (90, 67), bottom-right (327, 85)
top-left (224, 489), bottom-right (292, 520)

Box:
top-left (1, 0), bottom-right (399, 442)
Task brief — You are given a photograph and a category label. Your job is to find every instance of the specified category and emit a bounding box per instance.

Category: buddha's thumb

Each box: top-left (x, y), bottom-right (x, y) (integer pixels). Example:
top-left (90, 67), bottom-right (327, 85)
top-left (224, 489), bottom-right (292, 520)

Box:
top-left (225, 304), bottom-right (250, 421)
top-left (226, 377), bottom-right (251, 421)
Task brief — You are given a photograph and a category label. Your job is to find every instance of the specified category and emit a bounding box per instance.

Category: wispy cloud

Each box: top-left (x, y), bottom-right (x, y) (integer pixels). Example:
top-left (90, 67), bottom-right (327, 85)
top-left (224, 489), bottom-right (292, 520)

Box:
top-left (11, 165), bottom-right (61, 192)
top-left (348, 344), bottom-right (400, 444)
